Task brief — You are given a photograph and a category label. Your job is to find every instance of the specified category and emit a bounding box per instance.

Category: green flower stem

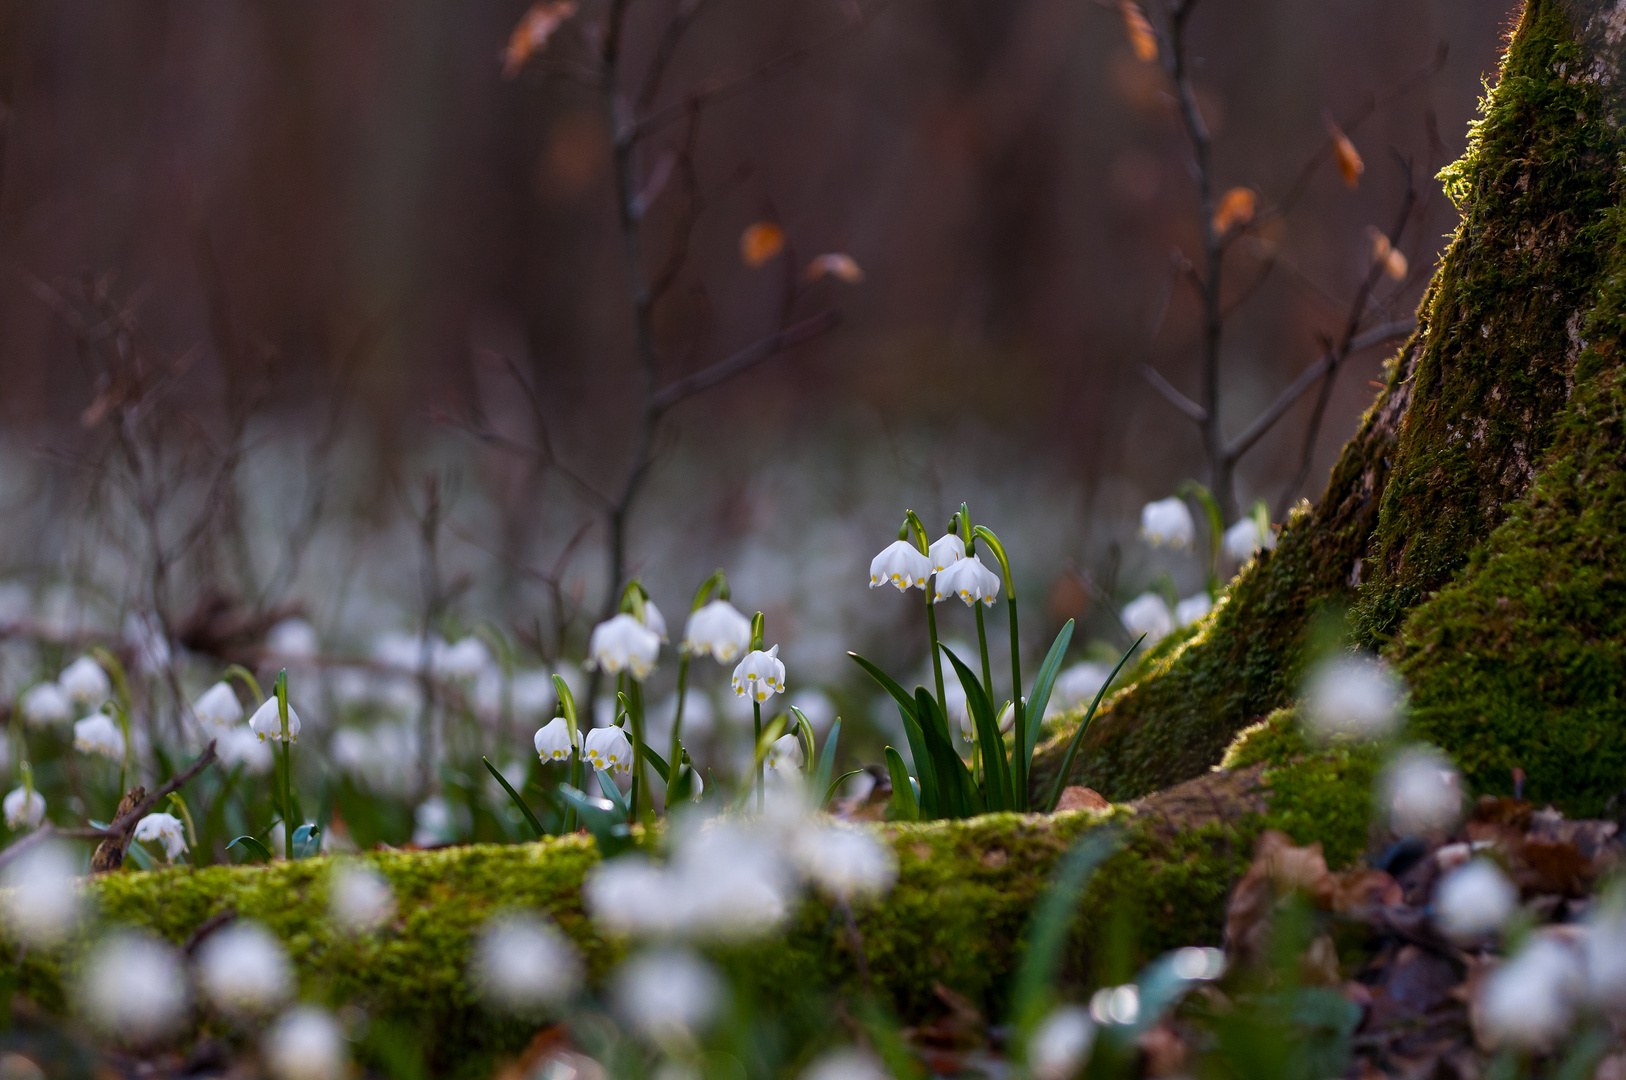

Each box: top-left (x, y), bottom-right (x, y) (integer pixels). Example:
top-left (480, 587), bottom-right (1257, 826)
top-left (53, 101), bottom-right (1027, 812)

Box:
top-left (552, 674), bottom-right (581, 833)
top-left (974, 527), bottom-right (1024, 808)
top-left (668, 652), bottom-right (690, 807)
top-left (974, 601), bottom-right (993, 699)
top-left (276, 669), bottom-right (294, 860)
top-left (924, 588), bottom-right (947, 713)
top-left (628, 679), bottom-right (651, 826)
top-left (753, 700), bottom-right (764, 811)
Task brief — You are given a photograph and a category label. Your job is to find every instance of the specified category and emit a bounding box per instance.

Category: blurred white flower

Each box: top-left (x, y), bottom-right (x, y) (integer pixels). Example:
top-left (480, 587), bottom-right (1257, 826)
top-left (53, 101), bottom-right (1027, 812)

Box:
top-left (123, 612), bottom-right (171, 676)
top-left (1047, 662), bottom-right (1111, 720)
top-left (79, 931), bottom-right (188, 1041)
top-left (248, 698), bottom-right (302, 743)
top-left (638, 600), bottom-right (669, 643)
top-left (1174, 593), bottom-right (1212, 628)
top-left (792, 823), bottom-right (897, 901)
top-left (1435, 858), bottom-right (1517, 943)
top-left (802, 1047), bottom-right (890, 1080)
top-left (1478, 935), bottom-right (1584, 1049)
top-left (586, 614), bottom-right (661, 681)
top-left (614, 948), bottom-right (722, 1042)
top-left (217, 726), bottom-right (275, 775)
top-left (767, 733), bottom-right (803, 774)
top-left (433, 637), bottom-right (491, 681)
top-left (584, 856), bottom-right (674, 936)
top-left (928, 533), bottom-right (965, 573)
top-left (868, 540), bottom-right (930, 592)
top-left (58, 657), bottom-right (110, 709)
top-left (73, 713), bottom-right (125, 761)
top-left (1139, 497), bottom-right (1194, 550)
top-left (264, 1005), bottom-right (347, 1080)
top-left (584, 726), bottom-right (633, 774)
top-left (19, 683), bottom-right (70, 728)
top-left (1586, 900), bottom-right (1626, 1012)
top-left (1222, 517), bottom-right (1276, 562)
top-left (681, 600), bottom-right (753, 664)
top-left (534, 718), bottom-right (577, 762)
top-left (329, 862), bottom-right (395, 933)
top-left (787, 688), bottom-right (837, 735)
top-left (4, 787), bottom-right (45, 830)
top-left (1121, 593), bottom-right (1173, 643)
top-left (1029, 1005), bottom-right (1096, 1080)
top-left (413, 796), bottom-right (463, 847)
top-left (193, 681), bottom-right (244, 731)
top-left (197, 920), bottom-right (294, 1017)
top-left (266, 619), bottom-right (320, 660)
top-left (1304, 654), bottom-right (1404, 740)
top-left (473, 911), bottom-right (581, 1012)
top-left (731, 645), bottom-right (786, 703)
top-left (132, 813), bottom-right (188, 861)
top-left (1, 840), bottom-right (81, 946)
top-left (1383, 747), bottom-right (1462, 836)
top-left (933, 554), bottom-right (1001, 607)
top-left (510, 670), bottom-right (558, 719)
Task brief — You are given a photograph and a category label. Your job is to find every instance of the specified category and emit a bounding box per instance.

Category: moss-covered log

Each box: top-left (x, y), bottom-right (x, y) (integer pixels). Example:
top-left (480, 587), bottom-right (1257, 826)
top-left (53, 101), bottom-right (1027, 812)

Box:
top-left (1036, 0), bottom-right (1626, 816)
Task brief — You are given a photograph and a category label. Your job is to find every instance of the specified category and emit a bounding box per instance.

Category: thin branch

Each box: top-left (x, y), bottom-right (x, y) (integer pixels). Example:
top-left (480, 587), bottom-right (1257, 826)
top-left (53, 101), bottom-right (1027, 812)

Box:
top-left (648, 310), bottom-right (841, 414)
top-left (1141, 364), bottom-right (1209, 424)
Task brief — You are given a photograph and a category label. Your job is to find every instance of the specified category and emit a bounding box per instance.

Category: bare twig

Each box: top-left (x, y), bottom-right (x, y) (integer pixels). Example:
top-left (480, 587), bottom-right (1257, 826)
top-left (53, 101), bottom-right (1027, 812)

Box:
top-left (649, 311), bottom-right (842, 413)
top-left (1140, 363), bottom-right (1208, 424)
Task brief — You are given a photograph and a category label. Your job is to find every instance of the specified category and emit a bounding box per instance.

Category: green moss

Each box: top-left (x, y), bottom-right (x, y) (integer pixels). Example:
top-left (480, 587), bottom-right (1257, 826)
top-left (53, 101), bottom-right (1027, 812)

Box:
top-left (1220, 708), bottom-right (1310, 771)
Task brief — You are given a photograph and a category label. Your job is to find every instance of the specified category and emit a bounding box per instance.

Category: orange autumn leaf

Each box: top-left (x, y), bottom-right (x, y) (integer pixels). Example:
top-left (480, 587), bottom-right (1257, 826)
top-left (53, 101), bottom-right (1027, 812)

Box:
top-left (1329, 122), bottom-right (1364, 188)
top-left (805, 252), bottom-right (865, 284)
top-left (1369, 228), bottom-right (1409, 280)
top-left (1119, 1), bottom-right (1158, 63)
top-left (740, 222), bottom-right (786, 268)
top-left (1212, 187), bottom-right (1256, 234)
top-left (503, 1), bottom-right (578, 79)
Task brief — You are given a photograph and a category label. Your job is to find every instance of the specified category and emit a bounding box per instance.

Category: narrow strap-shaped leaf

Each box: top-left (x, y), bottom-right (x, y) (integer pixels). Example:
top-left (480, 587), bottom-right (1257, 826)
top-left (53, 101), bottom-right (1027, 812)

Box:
top-left (813, 719), bottom-right (842, 804)
top-left (1044, 634), bottom-right (1145, 812)
top-left (228, 835), bottom-right (273, 862)
top-left (638, 743), bottom-right (671, 783)
top-left (482, 756), bottom-right (545, 839)
top-left (849, 652), bottom-right (920, 723)
top-left (896, 705), bottom-right (938, 818)
top-left (1023, 619), bottom-right (1076, 768)
top-left (292, 823), bottom-right (322, 859)
top-left (789, 707), bottom-right (818, 772)
top-left (1011, 826), bottom-right (1124, 1030)
top-left (940, 644), bottom-right (1012, 811)
top-left (884, 747), bottom-right (919, 821)
top-left (823, 768), bottom-right (865, 809)
top-left (916, 688), bottom-right (979, 817)
top-left (596, 769), bottom-right (632, 817)
top-left (557, 783), bottom-right (633, 857)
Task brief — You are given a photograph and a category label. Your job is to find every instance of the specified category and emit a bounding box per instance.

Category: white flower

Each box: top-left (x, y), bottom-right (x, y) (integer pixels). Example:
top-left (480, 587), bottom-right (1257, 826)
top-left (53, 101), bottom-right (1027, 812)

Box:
top-left (473, 911), bottom-right (581, 1012)
top-left (1121, 593), bottom-right (1173, 643)
top-left (73, 713), bottom-right (125, 761)
top-left (868, 539), bottom-right (930, 592)
top-left (1478, 935), bottom-right (1584, 1049)
top-left (193, 681), bottom-right (244, 731)
top-left (248, 697), bottom-right (302, 743)
top-left (638, 600), bottom-right (669, 642)
top-left (681, 600), bottom-right (753, 664)
top-left (788, 688), bottom-right (837, 734)
top-left (586, 614), bottom-right (661, 681)
top-left (1029, 1005), bottom-right (1096, 1080)
top-left (124, 611), bottom-right (171, 676)
top-left (1175, 593), bottom-right (1212, 628)
top-left (19, 683), bottom-right (70, 728)
top-left (802, 1048), bottom-right (890, 1080)
top-left (1304, 653), bottom-right (1404, 740)
top-left (767, 733), bottom-right (803, 773)
top-left (928, 533), bottom-right (965, 573)
top-left (196, 920), bottom-right (294, 1017)
top-left (613, 948), bottom-right (722, 1042)
top-left (584, 856), bottom-right (674, 936)
top-left (792, 823), bottom-right (897, 901)
top-left (511, 670), bottom-right (558, 718)
top-left (1, 840), bottom-right (82, 946)
top-left (1383, 747), bottom-right (1462, 836)
top-left (217, 725), bottom-right (274, 775)
top-left (433, 637), bottom-right (491, 681)
top-left (731, 645), bottom-right (786, 703)
top-left (1139, 497), bottom-right (1195, 550)
top-left (266, 618), bottom-right (320, 659)
top-left (413, 796), bottom-right (462, 847)
top-left (133, 812), bottom-right (188, 861)
top-left (584, 726), bottom-right (633, 774)
top-left (79, 931), bottom-right (188, 1041)
top-left (933, 554), bottom-right (1001, 607)
top-left (58, 657), bottom-right (110, 708)
top-left (1586, 901), bottom-right (1626, 1012)
top-left (265, 1005), bottom-right (347, 1080)
top-left (4, 787), bottom-right (45, 830)
top-left (1223, 517), bottom-right (1276, 562)
top-left (534, 717), bottom-right (577, 762)
top-left (329, 862), bottom-right (395, 934)
top-left (1047, 662), bottom-right (1111, 720)
top-left (1435, 858), bottom-right (1517, 943)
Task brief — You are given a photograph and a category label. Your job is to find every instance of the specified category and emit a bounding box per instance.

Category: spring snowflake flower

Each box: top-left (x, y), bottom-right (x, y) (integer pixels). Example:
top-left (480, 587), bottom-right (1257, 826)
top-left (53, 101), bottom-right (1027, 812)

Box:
top-left (1478, 935), bottom-right (1585, 1049)
top-left (1175, 593), bottom-right (1212, 627)
top-left (934, 554), bottom-right (1001, 607)
top-left (732, 645), bottom-right (786, 703)
top-left (73, 713), bottom-right (125, 761)
top-left (197, 920), bottom-right (294, 1017)
top-left (58, 657), bottom-right (110, 708)
top-left (534, 717), bottom-right (577, 762)
top-left (681, 600), bottom-right (753, 663)
top-left (584, 726), bottom-right (633, 774)
top-left (868, 539), bottom-right (930, 592)
top-left (473, 911), bottom-right (581, 1012)
top-left (4, 787), bottom-right (45, 830)
top-left (329, 862), bottom-right (395, 934)
top-left (1139, 497), bottom-right (1195, 550)
top-left (613, 948), bottom-right (723, 1042)
top-left (1435, 858), bottom-right (1517, 943)
top-left (248, 697), bottom-right (302, 743)
top-left (1222, 516), bottom-right (1276, 562)
top-left (510, 669), bottom-right (558, 718)
top-left (1121, 593), bottom-right (1173, 643)
top-left (928, 533), bottom-right (965, 573)
top-left (586, 614), bottom-right (661, 680)
top-left (802, 1048), bottom-right (890, 1080)
top-left (265, 1005), bottom-right (347, 1080)
top-left (433, 637), bottom-right (491, 681)
top-left (1029, 1005), bottom-right (1097, 1080)
top-left (266, 618), bottom-right (319, 659)
top-left (133, 813), bottom-right (188, 861)
top-left (1383, 747), bottom-right (1462, 836)
top-left (792, 823), bottom-right (897, 901)
top-left (638, 600), bottom-right (669, 642)
top-left (1, 840), bottom-right (82, 946)
top-left (217, 725), bottom-right (274, 775)
top-left (766, 733), bottom-right (803, 773)
top-left (193, 681), bottom-right (244, 731)
top-left (1304, 653), bottom-right (1404, 740)
top-left (79, 932), bottom-right (188, 1041)
top-left (19, 683), bottom-right (71, 728)
top-left (1047, 662), bottom-right (1111, 720)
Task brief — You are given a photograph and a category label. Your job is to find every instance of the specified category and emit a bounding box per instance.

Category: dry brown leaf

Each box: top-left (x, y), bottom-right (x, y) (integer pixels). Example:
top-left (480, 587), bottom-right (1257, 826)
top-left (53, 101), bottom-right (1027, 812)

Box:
top-left (1329, 122), bottom-right (1364, 188)
top-left (1225, 830), bottom-right (1335, 966)
top-left (1368, 228), bottom-right (1409, 281)
top-left (1056, 786), bottom-right (1111, 813)
top-left (740, 222), bottom-right (786, 268)
top-left (503, 1), bottom-right (579, 79)
top-left (1212, 187), bottom-right (1256, 234)
top-left (1119, 1), bottom-right (1158, 63)
top-left (806, 252), bottom-right (865, 284)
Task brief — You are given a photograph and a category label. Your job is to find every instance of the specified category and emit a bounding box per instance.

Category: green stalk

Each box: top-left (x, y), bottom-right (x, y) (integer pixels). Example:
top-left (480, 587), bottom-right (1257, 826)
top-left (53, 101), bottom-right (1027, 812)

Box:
top-left (669, 652), bottom-right (690, 806)
top-left (276, 669), bottom-right (293, 860)
top-left (552, 674), bottom-right (581, 831)
top-left (628, 679), bottom-right (650, 825)
top-left (753, 700), bottom-right (764, 811)
top-left (974, 601), bottom-right (993, 697)
top-left (905, 511), bottom-right (946, 715)
top-left (974, 527), bottom-right (1025, 808)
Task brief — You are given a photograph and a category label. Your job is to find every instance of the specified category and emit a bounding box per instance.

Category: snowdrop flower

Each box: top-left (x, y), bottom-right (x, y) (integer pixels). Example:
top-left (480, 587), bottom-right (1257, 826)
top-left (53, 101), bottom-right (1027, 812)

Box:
top-left (584, 726), bottom-right (633, 774)
top-left (731, 645), bottom-right (786, 703)
top-left (534, 717), bottom-right (577, 762)
top-left (1478, 935), bottom-right (1584, 1049)
top-left (1029, 1005), bottom-right (1096, 1080)
top-left (79, 932), bottom-right (188, 1041)
top-left (792, 823), bottom-right (897, 901)
top-left (193, 681), bottom-right (244, 731)
top-left (266, 618), bottom-right (319, 659)
top-left (433, 637), bottom-right (491, 681)
top-left (586, 614), bottom-right (661, 680)
top-left (1121, 593), bottom-right (1173, 643)
top-left (4, 787), bottom-right (45, 830)
top-left (928, 533), bottom-right (965, 573)
top-left (197, 920), bottom-right (294, 1017)
top-left (614, 948), bottom-right (722, 1043)
top-left (473, 912), bottom-right (581, 1012)
top-left (1140, 497), bottom-right (1195, 550)
top-left (1, 840), bottom-right (81, 946)
top-left (248, 697), bottom-right (301, 743)
top-left (217, 726), bottom-right (274, 775)
top-left (1223, 517), bottom-right (1276, 562)
top-left (132, 813), bottom-right (188, 861)
top-left (329, 862), bottom-right (395, 933)
top-left (681, 600), bottom-right (753, 663)
top-left (868, 539), bottom-right (930, 592)
top-left (58, 657), bottom-right (110, 708)
top-left (73, 713), bottom-right (125, 761)
top-left (934, 554), bottom-right (1001, 607)
top-left (1383, 747), bottom-right (1462, 836)
top-left (1435, 859), bottom-right (1517, 943)
top-left (19, 683), bottom-right (70, 728)
top-left (1175, 593), bottom-right (1212, 628)
top-left (802, 1048), bottom-right (890, 1080)
top-left (265, 1005), bottom-right (347, 1080)
top-left (788, 688), bottom-right (837, 734)
top-left (1304, 654), bottom-right (1404, 740)
top-left (638, 600), bottom-right (669, 642)
top-left (767, 733), bottom-right (803, 774)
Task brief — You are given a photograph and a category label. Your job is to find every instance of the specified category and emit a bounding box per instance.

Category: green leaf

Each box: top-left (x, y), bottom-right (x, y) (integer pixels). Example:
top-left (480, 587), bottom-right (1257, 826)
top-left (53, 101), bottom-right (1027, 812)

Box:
top-left (884, 747), bottom-right (918, 821)
top-left (557, 784), bottom-right (633, 857)
top-left (939, 644), bottom-right (1012, 811)
top-left (824, 768), bottom-right (865, 810)
top-left (1023, 619), bottom-right (1076, 768)
top-left (915, 688), bottom-right (980, 817)
top-left (895, 705), bottom-right (939, 818)
top-left (1011, 827), bottom-right (1124, 1031)
top-left (292, 823), bottom-right (321, 859)
top-left (789, 706), bottom-right (818, 772)
top-left (638, 743), bottom-right (671, 783)
top-left (849, 651), bottom-right (919, 723)
top-left (228, 835), bottom-right (273, 862)
top-left (812, 719), bottom-right (842, 804)
top-left (1044, 635), bottom-right (1145, 813)
top-left (482, 757), bottom-right (545, 839)
top-left (595, 769), bottom-right (631, 818)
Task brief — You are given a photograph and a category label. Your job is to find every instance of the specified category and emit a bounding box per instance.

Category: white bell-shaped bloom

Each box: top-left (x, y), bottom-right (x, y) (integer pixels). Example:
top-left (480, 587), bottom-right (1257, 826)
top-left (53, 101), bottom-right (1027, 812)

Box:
top-left (59, 657), bottom-right (111, 708)
top-left (1175, 593), bottom-right (1212, 627)
top-left (803, 1049), bottom-right (890, 1080)
top-left (1304, 654), bottom-right (1404, 741)
top-left (933, 554), bottom-right (1001, 607)
top-left (613, 948), bottom-right (723, 1042)
top-left (1121, 593), bottom-right (1174, 643)
top-left (681, 600), bottom-right (753, 664)
top-left (638, 600), bottom-right (669, 642)
top-left (133, 812), bottom-right (189, 861)
top-left (197, 920), bottom-right (294, 1017)
top-left (791, 823), bottom-right (897, 901)
top-left (1139, 497), bottom-right (1195, 550)
top-left (1223, 517), bottom-right (1277, 562)
top-left (20, 683), bottom-right (71, 728)
top-left (533, 717), bottom-right (577, 762)
top-left (248, 697), bottom-right (302, 743)
top-left (868, 539), bottom-right (931, 592)
top-left (731, 645), bottom-right (786, 703)
top-left (4, 786), bottom-right (45, 829)
top-left (1383, 747), bottom-right (1462, 835)
top-left (266, 618), bottom-right (319, 659)
top-left (433, 637), bottom-right (491, 681)
top-left (1478, 935), bottom-right (1585, 1049)
top-left (1029, 1005), bottom-right (1097, 1080)
top-left (194, 681), bottom-right (245, 731)
top-left (218, 725), bottom-right (274, 775)
top-left (584, 725), bottom-right (633, 774)
top-left (472, 911), bottom-right (582, 1013)
top-left (928, 533), bottom-right (966, 573)
top-left (585, 614), bottom-right (662, 681)
top-left (1435, 858), bottom-right (1518, 943)
top-left (766, 733), bottom-right (803, 773)
top-left (74, 713), bottom-right (125, 761)
top-left (79, 931), bottom-right (188, 1041)
top-left (329, 862), bottom-right (396, 934)
top-left (265, 1005), bottom-right (348, 1080)
top-left (1, 840), bottom-right (82, 945)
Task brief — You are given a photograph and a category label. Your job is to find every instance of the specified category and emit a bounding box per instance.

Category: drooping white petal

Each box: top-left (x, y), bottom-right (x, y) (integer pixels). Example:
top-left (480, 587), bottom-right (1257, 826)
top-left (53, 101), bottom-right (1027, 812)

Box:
top-left (1121, 593), bottom-right (1173, 643)
top-left (59, 657), bottom-right (111, 708)
top-left (731, 645), bottom-right (787, 703)
top-left (586, 614), bottom-right (662, 681)
top-left (133, 812), bottom-right (189, 860)
top-left (193, 681), bottom-right (245, 730)
top-left (933, 554), bottom-right (1001, 607)
top-left (533, 717), bottom-right (576, 761)
top-left (868, 539), bottom-right (931, 592)
top-left (584, 726), bottom-right (633, 774)
top-left (74, 713), bottom-right (126, 761)
top-left (1139, 497), bottom-right (1195, 550)
top-left (927, 533), bottom-right (965, 573)
top-left (249, 697), bottom-right (303, 743)
top-left (681, 600), bottom-right (753, 663)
